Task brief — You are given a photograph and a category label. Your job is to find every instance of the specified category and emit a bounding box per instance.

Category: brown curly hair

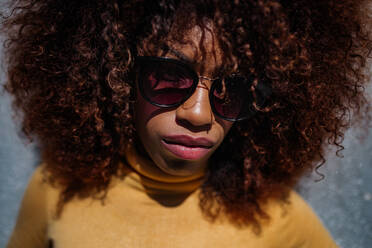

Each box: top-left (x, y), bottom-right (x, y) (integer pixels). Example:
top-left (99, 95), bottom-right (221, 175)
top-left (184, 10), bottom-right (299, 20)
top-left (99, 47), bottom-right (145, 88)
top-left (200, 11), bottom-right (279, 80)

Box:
top-left (2, 0), bottom-right (372, 227)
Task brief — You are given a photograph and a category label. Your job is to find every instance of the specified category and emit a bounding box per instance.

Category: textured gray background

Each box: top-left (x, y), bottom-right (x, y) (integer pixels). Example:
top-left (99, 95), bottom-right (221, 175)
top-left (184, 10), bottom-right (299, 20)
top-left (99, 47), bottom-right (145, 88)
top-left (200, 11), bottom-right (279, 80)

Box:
top-left (0, 4), bottom-right (372, 248)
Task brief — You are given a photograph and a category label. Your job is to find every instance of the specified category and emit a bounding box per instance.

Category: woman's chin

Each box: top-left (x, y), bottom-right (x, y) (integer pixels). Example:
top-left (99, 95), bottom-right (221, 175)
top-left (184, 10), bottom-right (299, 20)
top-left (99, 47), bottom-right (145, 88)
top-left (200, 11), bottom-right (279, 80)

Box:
top-left (154, 156), bottom-right (208, 178)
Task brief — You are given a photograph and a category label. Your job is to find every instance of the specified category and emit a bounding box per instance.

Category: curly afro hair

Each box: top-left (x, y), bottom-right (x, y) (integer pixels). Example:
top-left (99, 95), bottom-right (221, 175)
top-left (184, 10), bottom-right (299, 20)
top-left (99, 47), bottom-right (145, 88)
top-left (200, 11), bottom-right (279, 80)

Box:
top-left (1, 0), bottom-right (372, 227)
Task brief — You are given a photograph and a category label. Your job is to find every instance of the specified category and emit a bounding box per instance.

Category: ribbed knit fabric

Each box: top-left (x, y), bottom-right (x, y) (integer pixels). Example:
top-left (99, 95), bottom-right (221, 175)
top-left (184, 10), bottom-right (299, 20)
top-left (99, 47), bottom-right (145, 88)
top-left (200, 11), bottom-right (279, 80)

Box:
top-left (7, 146), bottom-right (339, 248)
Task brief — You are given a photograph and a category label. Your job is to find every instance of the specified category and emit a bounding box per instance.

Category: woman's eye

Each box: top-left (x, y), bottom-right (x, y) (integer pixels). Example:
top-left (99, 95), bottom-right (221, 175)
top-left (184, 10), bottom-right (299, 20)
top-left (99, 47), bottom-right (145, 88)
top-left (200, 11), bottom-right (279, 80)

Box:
top-left (153, 80), bottom-right (182, 90)
top-left (225, 74), bottom-right (246, 85)
top-left (214, 81), bottom-right (227, 99)
top-left (147, 73), bottom-right (193, 90)
top-left (160, 73), bottom-right (178, 82)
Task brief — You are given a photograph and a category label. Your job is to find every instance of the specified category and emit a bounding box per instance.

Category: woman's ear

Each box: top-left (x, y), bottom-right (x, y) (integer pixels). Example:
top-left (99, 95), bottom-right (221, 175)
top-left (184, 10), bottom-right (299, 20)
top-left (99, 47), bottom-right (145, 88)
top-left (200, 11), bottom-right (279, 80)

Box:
top-left (128, 65), bottom-right (138, 121)
top-left (130, 85), bottom-right (137, 121)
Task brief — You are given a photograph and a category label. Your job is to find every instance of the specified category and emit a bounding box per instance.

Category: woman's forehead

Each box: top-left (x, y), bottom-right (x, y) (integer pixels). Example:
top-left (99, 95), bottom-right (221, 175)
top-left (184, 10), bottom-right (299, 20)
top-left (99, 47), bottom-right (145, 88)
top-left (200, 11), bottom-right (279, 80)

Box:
top-left (169, 25), bottom-right (222, 61)
top-left (161, 25), bottom-right (225, 76)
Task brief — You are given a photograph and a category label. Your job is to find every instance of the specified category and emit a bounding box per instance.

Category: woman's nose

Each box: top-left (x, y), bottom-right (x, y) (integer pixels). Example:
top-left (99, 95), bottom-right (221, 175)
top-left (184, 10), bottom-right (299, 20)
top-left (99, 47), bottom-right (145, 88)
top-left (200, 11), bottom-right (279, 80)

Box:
top-left (175, 83), bottom-right (214, 128)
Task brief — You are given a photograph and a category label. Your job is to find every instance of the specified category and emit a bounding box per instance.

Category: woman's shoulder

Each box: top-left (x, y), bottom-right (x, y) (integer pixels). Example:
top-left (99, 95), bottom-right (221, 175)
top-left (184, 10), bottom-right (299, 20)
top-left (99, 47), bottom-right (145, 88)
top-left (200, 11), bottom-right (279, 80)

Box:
top-left (25, 163), bottom-right (60, 204)
top-left (6, 164), bottom-right (59, 248)
top-left (257, 189), bottom-right (339, 248)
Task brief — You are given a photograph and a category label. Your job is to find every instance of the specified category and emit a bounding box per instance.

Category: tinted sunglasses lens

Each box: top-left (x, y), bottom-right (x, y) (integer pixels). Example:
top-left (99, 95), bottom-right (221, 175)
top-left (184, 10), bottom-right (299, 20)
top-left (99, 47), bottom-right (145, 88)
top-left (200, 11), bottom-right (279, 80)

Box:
top-left (138, 59), bottom-right (195, 106)
top-left (211, 76), bottom-right (255, 120)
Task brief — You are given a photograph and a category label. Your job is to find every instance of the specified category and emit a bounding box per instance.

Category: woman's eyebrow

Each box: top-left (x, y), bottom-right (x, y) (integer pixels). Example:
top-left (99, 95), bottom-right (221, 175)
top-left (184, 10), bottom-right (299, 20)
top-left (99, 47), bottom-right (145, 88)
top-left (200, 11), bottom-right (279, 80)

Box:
top-left (167, 48), bottom-right (195, 64)
top-left (166, 47), bottom-right (223, 76)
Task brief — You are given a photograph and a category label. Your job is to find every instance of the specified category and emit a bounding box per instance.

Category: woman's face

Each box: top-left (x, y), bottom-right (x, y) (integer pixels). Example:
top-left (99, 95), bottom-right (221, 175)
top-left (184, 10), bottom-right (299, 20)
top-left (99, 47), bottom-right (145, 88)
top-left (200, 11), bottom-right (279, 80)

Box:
top-left (134, 26), bottom-right (233, 177)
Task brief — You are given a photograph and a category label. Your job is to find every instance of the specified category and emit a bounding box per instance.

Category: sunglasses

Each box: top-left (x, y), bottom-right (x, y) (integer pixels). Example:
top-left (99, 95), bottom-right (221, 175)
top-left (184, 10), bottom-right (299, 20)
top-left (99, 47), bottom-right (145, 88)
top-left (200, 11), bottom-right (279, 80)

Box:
top-left (135, 56), bottom-right (271, 121)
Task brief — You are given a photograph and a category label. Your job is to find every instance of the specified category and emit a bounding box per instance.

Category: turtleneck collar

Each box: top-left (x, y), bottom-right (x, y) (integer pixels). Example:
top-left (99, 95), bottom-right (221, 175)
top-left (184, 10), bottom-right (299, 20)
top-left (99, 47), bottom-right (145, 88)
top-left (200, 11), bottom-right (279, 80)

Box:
top-left (120, 143), bottom-right (205, 197)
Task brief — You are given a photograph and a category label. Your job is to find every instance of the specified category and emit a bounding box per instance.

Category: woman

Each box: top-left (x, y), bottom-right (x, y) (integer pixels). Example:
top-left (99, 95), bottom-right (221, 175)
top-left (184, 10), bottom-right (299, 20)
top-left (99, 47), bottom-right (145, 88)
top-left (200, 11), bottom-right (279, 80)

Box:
top-left (2, 0), bottom-right (371, 247)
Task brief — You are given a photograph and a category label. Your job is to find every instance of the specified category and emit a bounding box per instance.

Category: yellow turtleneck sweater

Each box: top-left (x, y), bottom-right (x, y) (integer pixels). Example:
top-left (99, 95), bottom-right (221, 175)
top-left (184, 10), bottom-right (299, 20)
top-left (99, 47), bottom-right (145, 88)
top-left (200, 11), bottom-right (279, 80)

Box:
top-left (7, 146), bottom-right (338, 248)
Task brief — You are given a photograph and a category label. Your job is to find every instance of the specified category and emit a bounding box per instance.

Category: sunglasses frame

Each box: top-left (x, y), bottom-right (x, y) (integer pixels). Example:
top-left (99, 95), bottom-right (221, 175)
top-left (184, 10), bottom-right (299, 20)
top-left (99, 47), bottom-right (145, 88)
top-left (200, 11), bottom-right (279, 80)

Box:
top-left (135, 56), bottom-right (257, 122)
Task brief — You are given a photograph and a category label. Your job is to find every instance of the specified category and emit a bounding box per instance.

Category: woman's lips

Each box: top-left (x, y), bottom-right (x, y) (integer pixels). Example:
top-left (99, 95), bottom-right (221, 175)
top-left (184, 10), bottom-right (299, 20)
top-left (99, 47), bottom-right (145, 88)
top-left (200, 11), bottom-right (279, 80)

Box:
top-left (161, 135), bottom-right (214, 160)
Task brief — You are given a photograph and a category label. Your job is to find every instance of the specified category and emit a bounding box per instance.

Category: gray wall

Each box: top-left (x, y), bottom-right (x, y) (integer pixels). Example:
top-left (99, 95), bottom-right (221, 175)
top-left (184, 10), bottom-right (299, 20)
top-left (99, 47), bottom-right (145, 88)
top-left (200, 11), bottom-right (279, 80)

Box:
top-left (0, 92), bottom-right (40, 246)
top-left (297, 128), bottom-right (372, 248)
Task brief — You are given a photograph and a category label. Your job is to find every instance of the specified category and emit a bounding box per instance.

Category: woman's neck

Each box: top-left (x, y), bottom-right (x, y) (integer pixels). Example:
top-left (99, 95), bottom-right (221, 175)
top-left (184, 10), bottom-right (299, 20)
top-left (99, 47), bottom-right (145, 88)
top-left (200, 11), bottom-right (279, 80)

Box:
top-left (120, 143), bottom-right (206, 206)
